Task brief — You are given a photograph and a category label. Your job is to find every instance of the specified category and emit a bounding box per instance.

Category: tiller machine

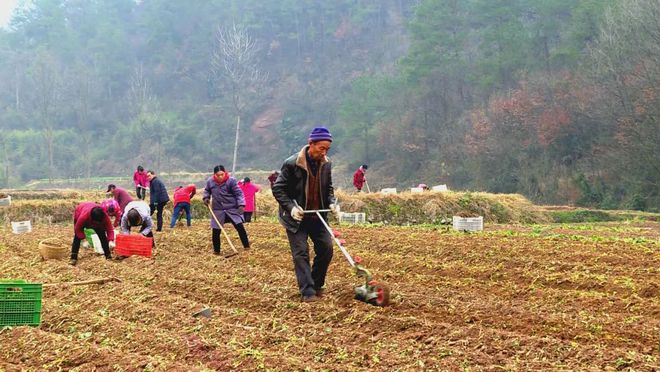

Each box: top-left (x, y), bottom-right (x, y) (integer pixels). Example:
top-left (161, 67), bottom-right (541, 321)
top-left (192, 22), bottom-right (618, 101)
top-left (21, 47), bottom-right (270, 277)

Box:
top-left (302, 207), bottom-right (390, 307)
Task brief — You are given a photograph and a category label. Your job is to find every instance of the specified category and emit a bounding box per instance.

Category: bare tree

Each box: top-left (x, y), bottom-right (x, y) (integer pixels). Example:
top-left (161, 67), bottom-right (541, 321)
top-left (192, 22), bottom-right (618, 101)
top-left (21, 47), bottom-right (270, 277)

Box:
top-left (29, 50), bottom-right (61, 183)
top-left (126, 65), bottom-right (167, 171)
top-left (128, 64), bottom-right (158, 116)
top-left (211, 23), bottom-right (267, 173)
top-left (70, 62), bottom-right (100, 186)
top-left (586, 0), bottom-right (660, 202)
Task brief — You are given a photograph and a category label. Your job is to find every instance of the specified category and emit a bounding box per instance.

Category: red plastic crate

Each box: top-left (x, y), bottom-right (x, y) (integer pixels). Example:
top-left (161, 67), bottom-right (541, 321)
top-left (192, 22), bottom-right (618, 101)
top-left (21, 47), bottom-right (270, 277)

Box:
top-left (115, 234), bottom-right (153, 258)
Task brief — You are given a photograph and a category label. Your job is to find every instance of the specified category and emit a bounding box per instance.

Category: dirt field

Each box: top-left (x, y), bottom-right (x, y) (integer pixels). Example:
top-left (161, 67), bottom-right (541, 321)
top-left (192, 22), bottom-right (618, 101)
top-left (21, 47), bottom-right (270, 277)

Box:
top-left (1, 219), bottom-right (658, 371)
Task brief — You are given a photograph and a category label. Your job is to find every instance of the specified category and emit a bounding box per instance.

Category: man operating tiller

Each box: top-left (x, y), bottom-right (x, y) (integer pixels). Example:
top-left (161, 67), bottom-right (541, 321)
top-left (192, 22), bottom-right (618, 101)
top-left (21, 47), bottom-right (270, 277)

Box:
top-left (272, 126), bottom-right (340, 303)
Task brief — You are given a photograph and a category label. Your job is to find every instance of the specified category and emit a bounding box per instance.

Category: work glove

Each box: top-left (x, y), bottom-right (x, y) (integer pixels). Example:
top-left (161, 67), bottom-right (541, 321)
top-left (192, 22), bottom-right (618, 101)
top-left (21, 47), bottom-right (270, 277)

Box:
top-left (203, 198), bottom-right (210, 206)
top-left (290, 205), bottom-right (304, 222)
top-left (109, 241), bottom-right (116, 249)
top-left (329, 203), bottom-right (340, 219)
top-left (237, 206), bottom-right (245, 215)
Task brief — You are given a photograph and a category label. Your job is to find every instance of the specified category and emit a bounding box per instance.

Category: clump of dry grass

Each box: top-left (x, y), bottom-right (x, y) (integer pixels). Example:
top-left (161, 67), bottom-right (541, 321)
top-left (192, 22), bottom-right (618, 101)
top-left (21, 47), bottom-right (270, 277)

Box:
top-left (0, 188), bottom-right (548, 225)
top-left (335, 189), bottom-right (548, 224)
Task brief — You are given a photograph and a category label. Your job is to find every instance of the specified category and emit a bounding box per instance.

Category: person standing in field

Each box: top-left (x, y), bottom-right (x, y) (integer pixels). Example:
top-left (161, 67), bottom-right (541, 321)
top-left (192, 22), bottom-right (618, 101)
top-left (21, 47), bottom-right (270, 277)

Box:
top-left (133, 165), bottom-right (149, 200)
top-left (352, 164), bottom-right (368, 192)
top-left (170, 184), bottom-right (196, 228)
top-left (146, 170), bottom-right (169, 232)
top-left (106, 184), bottom-right (133, 212)
top-left (272, 126), bottom-right (340, 302)
top-left (70, 202), bottom-right (114, 266)
top-left (238, 177), bottom-right (260, 223)
top-left (202, 165), bottom-right (250, 255)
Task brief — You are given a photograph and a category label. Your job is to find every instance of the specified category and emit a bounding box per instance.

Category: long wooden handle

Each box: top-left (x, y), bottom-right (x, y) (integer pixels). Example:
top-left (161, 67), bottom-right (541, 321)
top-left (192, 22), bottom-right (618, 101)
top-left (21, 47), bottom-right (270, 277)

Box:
top-left (44, 277), bottom-right (121, 287)
top-left (208, 197), bottom-right (239, 254)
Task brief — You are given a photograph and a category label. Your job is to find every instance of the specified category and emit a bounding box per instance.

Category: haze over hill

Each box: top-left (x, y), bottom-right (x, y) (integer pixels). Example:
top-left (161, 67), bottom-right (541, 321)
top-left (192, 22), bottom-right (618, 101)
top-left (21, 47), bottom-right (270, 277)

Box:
top-left (0, 0), bottom-right (657, 211)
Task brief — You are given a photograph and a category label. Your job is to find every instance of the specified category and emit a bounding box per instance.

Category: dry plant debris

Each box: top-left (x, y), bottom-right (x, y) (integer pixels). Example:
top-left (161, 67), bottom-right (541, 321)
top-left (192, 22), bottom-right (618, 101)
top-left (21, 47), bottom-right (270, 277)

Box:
top-left (0, 219), bottom-right (658, 370)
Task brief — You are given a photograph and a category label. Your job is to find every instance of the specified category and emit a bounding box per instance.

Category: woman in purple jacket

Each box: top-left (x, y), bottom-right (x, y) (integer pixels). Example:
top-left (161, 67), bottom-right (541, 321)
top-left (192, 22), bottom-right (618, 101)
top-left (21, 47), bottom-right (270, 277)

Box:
top-left (202, 165), bottom-right (250, 255)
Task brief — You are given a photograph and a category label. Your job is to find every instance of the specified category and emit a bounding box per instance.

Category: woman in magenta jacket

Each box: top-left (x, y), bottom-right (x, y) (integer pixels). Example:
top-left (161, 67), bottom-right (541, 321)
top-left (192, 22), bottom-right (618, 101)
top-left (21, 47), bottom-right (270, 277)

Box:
top-left (133, 165), bottom-right (149, 200)
top-left (238, 177), bottom-right (261, 222)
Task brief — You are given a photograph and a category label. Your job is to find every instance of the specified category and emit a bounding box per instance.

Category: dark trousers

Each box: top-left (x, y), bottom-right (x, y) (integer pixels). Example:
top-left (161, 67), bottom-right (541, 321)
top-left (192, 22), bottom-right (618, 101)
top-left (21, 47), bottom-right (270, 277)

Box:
top-left (285, 218), bottom-right (334, 298)
top-left (212, 216), bottom-right (250, 252)
top-left (136, 187), bottom-right (146, 200)
top-left (150, 201), bottom-right (167, 231)
top-left (71, 228), bottom-right (111, 260)
top-left (243, 211), bottom-right (253, 223)
top-left (171, 202), bottom-right (191, 227)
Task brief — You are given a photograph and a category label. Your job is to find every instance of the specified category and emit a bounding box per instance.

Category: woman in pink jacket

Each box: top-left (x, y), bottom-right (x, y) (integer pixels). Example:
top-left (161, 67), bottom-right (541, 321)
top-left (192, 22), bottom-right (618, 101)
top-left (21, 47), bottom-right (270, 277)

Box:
top-left (133, 165), bottom-right (149, 200)
top-left (238, 177), bottom-right (261, 222)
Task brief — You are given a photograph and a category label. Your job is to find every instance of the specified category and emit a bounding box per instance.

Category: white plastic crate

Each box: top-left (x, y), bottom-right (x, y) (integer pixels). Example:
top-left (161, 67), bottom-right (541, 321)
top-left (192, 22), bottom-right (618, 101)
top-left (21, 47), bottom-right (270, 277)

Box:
top-left (410, 187), bottom-right (424, 193)
top-left (0, 195), bottom-right (10, 206)
top-left (380, 188), bottom-right (397, 194)
top-left (452, 216), bottom-right (483, 232)
top-left (11, 220), bottom-right (32, 234)
top-left (432, 185), bottom-right (448, 192)
top-left (339, 212), bottom-right (366, 224)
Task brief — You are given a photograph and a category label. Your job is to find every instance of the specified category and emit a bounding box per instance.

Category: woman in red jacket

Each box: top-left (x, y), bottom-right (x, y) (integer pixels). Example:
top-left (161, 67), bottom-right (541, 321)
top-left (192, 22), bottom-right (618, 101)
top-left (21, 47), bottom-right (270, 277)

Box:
top-left (170, 184), bottom-right (196, 228)
top-left (70, 202), bottom-right (114, 266)
top-left (352, 164), bottom-right (368, 192)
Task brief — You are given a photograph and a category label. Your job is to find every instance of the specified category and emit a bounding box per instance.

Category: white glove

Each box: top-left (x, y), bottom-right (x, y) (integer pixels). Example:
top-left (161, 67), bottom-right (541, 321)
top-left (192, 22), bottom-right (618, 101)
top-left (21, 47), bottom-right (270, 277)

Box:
top-left (291, 206), bottom-right (304, 221)
top-left (109, 241), bottom-right (116, 249)
top-left (329, 203), bottom-right (340, 218)
top-left (82, 241), bottom-right (89, 249)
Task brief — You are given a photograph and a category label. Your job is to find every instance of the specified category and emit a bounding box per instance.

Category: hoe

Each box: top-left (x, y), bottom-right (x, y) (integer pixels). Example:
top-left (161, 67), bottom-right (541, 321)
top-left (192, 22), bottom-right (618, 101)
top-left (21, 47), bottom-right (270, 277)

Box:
top-left (301, 207), bottom-right (390, 307)
top-left (207, 196), bottom-right (240, 258)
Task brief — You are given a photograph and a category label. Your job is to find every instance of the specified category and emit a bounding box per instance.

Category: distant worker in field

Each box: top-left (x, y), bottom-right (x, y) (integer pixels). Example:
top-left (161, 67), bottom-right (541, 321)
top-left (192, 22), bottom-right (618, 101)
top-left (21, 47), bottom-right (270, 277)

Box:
top-left (267, 170), bottom-right (280, 188)
top-left (272, 126), bottom-right (340, 302)
top-left (106, 184), bottom-right (133, 212)
top-left (418, 183), bottom-right (430, 191)
top-left (100, 198), bottom-right (122, 228)
top-left (70, 202), bottom-right (114, 266)
top-left (353, 164), bottom-right (368, 192)
top-left (170, 184), bottom-right (197, 228)
top-left (238, 177), bottom-right (261, 223)
top-left (203, 165), bottom-right (250, 255)
top-left (133, 165), bottom-right (149, 200)
top-left (146, 170), bottom-right (169, 232)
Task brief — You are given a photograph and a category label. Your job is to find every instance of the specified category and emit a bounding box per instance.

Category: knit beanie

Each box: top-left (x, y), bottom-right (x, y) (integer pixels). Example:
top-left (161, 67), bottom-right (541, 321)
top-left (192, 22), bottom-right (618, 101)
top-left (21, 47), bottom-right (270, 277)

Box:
top-left (308, 127), bottom-right (333, 142)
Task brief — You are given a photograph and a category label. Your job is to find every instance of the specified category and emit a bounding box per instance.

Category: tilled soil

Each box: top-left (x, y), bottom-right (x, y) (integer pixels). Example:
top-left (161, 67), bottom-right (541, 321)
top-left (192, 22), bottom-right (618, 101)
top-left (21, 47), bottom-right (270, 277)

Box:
top-left (0, 221), bottom-right (658, 371)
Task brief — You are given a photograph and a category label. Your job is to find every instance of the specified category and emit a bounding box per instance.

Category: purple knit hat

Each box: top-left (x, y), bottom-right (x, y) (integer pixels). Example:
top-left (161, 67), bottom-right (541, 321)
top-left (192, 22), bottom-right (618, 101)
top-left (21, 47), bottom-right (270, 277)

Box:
top-left (308, 127), bottom-right (333, 142)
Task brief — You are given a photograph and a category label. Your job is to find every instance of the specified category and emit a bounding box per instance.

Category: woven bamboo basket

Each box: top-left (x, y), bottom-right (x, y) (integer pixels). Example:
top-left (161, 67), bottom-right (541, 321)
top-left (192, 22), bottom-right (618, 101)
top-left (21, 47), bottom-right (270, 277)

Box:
top-left (38, 238), bottom-right (68, 260)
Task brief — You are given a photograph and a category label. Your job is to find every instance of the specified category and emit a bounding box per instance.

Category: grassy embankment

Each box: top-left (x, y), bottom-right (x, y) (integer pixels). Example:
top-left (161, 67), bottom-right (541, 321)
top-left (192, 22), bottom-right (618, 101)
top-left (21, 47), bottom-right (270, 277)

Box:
top-left (2, 188), bottom-right (657, 226)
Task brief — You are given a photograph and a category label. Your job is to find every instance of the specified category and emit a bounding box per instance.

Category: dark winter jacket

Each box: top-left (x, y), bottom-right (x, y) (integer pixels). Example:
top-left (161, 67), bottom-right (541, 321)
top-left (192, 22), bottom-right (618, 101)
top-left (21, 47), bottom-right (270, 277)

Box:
top-left (149, 176), bottom-right (170, 204)
top-left (272, 145), bottom-right (336, 233)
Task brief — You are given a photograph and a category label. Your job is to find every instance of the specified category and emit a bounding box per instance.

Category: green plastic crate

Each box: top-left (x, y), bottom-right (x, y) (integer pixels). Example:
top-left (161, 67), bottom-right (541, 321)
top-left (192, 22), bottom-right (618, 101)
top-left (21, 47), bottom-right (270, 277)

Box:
top-left (0, 280), bottom-right (43, 327)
